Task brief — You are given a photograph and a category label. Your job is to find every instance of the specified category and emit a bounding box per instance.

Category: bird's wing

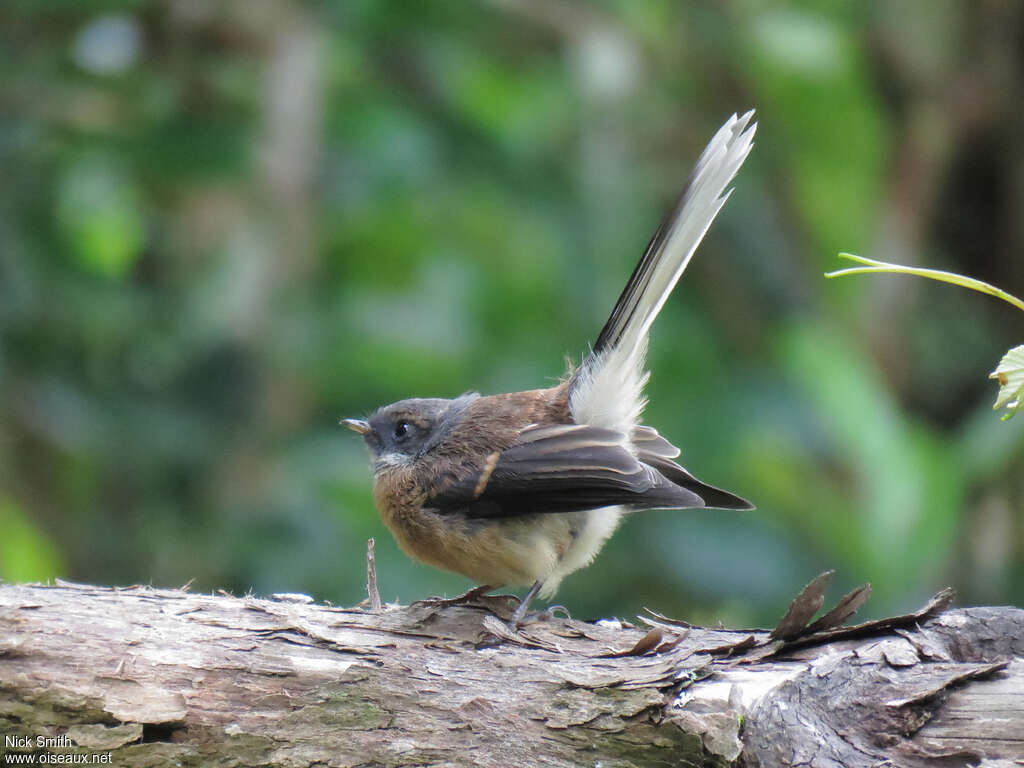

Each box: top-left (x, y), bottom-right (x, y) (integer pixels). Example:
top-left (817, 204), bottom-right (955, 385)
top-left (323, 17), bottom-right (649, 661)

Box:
top-left (425, 423), bottom-right (713, 519)
top-left (637, 453), bottom-right (753, 511)
top-left (631, 424), bottom-right (753, 510)
top-left (631, 424), bottom-right (681, 458)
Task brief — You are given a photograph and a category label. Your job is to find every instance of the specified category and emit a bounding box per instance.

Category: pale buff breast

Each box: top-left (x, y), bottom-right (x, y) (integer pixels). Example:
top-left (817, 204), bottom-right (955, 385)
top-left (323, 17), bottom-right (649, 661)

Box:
top-left (384, 505), bottom-right (578, 589)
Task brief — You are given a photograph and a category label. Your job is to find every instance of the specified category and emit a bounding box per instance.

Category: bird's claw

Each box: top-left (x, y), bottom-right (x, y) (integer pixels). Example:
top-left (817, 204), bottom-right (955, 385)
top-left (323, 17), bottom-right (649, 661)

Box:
top-left (508, 603), bottom-right (571, 631)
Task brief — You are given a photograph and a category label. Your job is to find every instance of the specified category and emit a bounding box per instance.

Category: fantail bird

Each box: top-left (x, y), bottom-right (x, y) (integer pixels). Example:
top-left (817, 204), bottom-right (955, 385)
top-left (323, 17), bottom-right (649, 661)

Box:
top-left (344, 111), bottom-right (756, 626)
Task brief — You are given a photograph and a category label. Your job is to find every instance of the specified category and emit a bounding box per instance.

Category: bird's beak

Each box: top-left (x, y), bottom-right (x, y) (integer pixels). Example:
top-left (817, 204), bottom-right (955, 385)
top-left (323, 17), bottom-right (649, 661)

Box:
top-left (341, 418), bottom-right (371, 435)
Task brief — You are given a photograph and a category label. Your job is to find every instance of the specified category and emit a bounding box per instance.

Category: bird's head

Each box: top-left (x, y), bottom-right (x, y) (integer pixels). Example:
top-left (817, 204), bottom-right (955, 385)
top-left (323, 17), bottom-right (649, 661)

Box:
top-left (342, 393), bottom-right (478, 472)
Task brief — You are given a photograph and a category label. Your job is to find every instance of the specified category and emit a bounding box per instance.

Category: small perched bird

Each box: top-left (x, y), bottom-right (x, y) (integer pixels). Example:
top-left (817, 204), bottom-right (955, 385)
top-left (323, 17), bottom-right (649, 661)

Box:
top-left (345, 111), bottom-right (756, 626)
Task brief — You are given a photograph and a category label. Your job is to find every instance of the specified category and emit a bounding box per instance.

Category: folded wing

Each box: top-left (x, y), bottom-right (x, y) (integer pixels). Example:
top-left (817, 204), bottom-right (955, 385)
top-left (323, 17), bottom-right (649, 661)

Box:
top-left (425, 424), bottom-right (751, 518)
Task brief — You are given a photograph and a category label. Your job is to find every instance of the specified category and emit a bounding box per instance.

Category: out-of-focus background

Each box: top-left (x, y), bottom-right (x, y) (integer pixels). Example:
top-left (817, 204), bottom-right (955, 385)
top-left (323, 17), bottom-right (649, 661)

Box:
top-left (1, 1), bottom-right (1022, 625)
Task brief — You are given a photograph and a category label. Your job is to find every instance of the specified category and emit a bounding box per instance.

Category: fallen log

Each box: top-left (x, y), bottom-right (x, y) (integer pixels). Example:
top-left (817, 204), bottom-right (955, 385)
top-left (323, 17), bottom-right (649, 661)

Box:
top-left (0, 573), bottom-right (1021, 767)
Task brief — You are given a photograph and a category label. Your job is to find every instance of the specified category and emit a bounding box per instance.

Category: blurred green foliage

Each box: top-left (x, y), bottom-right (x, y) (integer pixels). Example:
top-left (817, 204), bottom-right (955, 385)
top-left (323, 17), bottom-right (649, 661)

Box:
top-left (1, 0), bottom-right (1021, 625)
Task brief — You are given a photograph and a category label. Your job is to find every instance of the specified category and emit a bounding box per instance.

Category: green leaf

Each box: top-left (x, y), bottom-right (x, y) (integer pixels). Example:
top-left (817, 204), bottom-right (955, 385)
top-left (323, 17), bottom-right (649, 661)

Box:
top-left (990, 345), bottom-right (1024, 420)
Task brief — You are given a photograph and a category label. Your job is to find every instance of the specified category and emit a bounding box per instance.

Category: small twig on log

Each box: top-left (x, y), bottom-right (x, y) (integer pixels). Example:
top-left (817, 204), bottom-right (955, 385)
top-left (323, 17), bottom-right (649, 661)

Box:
top-left (366, 538), bottom-right (382, 612)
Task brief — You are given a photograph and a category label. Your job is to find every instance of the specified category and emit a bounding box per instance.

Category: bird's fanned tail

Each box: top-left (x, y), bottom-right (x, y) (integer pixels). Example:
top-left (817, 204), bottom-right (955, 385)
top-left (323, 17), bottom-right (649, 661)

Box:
top-left (569, 111), bottom-right (757, 434)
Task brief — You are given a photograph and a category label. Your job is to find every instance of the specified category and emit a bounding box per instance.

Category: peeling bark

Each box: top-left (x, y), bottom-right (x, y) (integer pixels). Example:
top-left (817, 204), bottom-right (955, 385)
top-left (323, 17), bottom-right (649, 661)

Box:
top-left (0, 580), bottom-right (1021, 767)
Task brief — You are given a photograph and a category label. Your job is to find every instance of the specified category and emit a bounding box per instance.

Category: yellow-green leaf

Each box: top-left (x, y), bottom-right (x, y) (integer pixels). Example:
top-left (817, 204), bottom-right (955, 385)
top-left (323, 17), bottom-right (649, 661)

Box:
top-left (990, 345), bottom-right (1024, 420)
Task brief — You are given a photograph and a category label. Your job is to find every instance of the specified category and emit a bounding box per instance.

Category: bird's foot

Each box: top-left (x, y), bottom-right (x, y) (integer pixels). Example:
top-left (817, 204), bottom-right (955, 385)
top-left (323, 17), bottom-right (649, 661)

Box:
top-left (507, 604), bottom-right (571, 632)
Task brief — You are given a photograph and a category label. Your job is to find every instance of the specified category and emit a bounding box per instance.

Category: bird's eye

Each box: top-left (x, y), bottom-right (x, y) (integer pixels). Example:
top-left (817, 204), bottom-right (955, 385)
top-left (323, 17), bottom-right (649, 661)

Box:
top-left (394, 421), bottom-right (410, 439)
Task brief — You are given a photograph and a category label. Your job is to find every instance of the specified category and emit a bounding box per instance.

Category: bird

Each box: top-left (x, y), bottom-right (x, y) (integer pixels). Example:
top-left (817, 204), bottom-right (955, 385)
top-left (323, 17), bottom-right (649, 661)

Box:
top-left (344, 111), bottom-right (756, 627)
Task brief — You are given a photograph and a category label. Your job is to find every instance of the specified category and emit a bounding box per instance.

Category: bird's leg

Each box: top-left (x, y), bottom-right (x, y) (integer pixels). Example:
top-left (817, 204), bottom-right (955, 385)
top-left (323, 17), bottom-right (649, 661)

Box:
top-left (508, 581), bottom-right (572, 631)
top-left (509, 581), bottom-right (544, 629)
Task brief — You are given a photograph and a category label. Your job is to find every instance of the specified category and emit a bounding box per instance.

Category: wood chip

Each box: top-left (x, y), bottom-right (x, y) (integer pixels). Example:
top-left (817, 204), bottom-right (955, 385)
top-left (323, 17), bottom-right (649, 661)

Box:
top-left (771, 571), bottom-right (834, 640)
top-left (601, 628), bottom-right (664, 658)
top-left (804, 583), bottom-right (871, 634)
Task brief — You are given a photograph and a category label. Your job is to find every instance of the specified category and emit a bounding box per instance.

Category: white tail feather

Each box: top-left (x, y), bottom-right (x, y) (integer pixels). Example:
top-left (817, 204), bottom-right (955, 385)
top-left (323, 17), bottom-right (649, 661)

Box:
top-left (569, 111), bottom-right (756, 433)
